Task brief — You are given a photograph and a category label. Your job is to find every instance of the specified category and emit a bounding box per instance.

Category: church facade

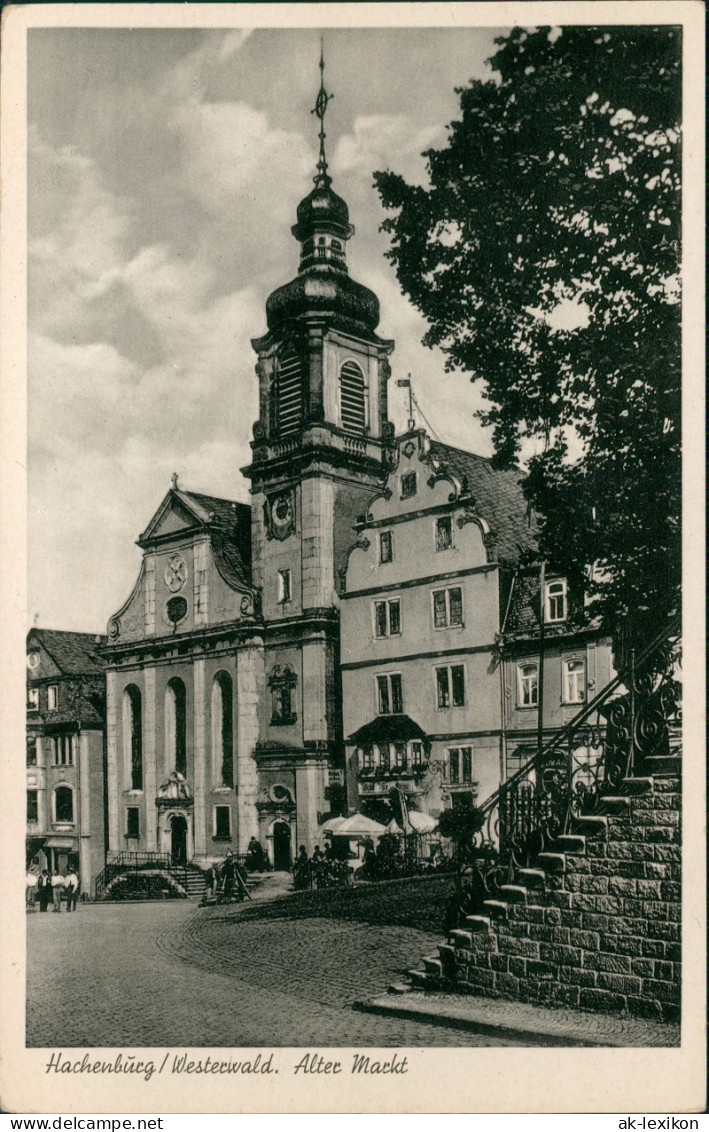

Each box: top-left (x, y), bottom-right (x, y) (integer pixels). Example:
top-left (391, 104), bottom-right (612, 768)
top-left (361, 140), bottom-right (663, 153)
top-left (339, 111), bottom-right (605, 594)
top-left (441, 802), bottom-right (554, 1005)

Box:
top-left (102, 84), bottom-right (397, 868)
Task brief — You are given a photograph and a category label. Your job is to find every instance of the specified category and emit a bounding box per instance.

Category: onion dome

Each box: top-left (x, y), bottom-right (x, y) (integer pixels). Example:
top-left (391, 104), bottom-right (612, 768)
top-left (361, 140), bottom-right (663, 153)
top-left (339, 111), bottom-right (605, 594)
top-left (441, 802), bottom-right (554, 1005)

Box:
top-left (292, 183), bottom-right (353, 243)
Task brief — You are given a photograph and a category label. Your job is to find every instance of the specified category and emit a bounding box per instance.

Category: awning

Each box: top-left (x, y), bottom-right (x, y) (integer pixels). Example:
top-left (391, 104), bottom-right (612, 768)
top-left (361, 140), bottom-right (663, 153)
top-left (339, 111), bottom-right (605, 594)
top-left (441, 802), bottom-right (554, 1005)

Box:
top-left (43, 837), bottom-right (77, 850)
top-left (405, 811), bottom-right (438, 835)
top-left (321, 816), bottom-right (347, 833)
top-left (348, 714), bottom-right (428, 746)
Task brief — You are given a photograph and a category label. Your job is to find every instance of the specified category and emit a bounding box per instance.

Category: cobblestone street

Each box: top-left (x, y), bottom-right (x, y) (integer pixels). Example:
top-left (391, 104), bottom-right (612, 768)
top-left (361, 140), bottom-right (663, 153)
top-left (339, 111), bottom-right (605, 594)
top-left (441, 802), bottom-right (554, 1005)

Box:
top-left (27, 895), bottom-right (520, 1048)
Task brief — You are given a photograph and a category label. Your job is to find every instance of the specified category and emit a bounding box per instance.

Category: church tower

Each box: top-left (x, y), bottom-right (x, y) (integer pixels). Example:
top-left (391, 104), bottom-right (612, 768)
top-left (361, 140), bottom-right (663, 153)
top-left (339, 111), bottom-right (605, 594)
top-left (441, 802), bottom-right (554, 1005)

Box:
top-left (243, 49), bottom-right (395, 856)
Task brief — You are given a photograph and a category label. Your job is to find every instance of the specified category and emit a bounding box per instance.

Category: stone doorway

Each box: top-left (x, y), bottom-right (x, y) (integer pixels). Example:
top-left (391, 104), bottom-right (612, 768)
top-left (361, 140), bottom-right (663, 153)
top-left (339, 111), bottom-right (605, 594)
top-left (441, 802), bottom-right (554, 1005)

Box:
top-left (170, 814), bottom-right (188, 866)
top-left (272, 821), bottom-right (291, 871)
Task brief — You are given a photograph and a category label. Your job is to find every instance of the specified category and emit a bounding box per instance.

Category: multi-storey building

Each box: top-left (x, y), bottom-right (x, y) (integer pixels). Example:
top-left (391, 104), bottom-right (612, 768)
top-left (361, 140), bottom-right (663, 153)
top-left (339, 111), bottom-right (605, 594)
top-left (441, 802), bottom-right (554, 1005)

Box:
top-left (26, 629), bottom-right (107, 892)
top-left (499, 566), bottom-right (615, 776)
top-left (340, 429), bottom-right (535, 822)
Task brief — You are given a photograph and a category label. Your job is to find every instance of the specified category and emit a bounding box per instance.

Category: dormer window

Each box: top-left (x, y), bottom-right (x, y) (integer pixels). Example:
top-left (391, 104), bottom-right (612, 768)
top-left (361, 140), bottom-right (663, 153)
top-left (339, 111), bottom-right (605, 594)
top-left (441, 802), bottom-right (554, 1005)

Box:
top-left (47, 685), bottom-right (58, 711)
top-left (545, 579), bottom-right (567, 623)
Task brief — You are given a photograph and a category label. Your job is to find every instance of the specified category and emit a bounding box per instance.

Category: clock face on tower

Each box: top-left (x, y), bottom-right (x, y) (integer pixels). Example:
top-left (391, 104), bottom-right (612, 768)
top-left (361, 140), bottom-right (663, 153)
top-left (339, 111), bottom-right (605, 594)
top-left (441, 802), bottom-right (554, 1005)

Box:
top-left (265, 490), bottom-right (295, 541)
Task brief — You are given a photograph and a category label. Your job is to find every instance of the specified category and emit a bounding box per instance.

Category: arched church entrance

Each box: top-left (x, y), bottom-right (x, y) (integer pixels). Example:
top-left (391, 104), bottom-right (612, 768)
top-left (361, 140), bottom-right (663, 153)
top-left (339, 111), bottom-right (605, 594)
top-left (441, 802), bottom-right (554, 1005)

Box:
top-left (170, 815), bottom-right (188, 866)
top-left (272, 821), bottom-right (291, 871)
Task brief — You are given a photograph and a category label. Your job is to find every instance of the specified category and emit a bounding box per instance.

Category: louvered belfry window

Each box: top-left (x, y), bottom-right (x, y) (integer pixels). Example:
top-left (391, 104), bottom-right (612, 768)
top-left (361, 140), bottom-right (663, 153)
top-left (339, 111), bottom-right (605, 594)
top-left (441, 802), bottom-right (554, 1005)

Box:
top-left (340, 360), bottom-right (366, 433)
top-left (277, 345), bottom-right (303, 438)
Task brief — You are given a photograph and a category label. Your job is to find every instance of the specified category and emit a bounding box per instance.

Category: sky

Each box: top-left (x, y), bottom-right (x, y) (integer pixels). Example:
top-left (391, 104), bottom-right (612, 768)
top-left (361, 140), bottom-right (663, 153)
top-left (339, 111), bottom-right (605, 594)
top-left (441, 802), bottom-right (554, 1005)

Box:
top-left (28, 25), bottom-right (506, 633)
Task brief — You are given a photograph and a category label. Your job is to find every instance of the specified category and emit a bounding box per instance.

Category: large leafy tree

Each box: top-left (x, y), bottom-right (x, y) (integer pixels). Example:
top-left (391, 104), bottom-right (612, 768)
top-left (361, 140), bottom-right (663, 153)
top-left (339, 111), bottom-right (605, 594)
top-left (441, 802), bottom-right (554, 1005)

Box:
top-left (375, 26), bottom-right (681, 650)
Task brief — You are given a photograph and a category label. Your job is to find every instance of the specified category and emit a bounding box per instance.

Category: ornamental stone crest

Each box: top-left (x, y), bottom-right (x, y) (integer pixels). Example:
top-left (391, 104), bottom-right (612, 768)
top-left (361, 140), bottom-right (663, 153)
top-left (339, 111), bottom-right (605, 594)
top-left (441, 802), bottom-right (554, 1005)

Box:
top-left (164, 553), bottom-right (187, 593)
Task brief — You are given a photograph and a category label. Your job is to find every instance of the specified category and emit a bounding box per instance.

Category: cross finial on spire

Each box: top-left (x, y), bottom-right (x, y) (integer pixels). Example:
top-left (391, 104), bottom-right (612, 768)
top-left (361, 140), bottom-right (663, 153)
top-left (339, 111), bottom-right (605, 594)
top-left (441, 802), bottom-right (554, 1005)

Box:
top-left (311, 37), bottom-right (333, 187)
top-left (171, 472), bottom-right (179, 491)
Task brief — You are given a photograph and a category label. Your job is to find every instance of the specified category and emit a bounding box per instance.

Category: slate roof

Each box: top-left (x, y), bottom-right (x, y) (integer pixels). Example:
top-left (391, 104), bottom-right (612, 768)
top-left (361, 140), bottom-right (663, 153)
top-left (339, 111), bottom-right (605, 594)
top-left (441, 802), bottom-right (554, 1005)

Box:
top-left (28, 630), bottom-right (105, 676)
top-left (36, 682), bottom-right (106, 729)
top-left (501, 568), bottom-right (598, 645)
top-left (179, 490), bottom-right (253, 590)
top-left (427, 440), bottom-right (538, 564)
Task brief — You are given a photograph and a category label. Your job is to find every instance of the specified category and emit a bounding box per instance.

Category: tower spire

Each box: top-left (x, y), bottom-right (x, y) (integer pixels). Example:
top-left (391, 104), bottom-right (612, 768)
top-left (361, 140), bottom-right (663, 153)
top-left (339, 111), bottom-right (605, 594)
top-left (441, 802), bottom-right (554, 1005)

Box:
top-left (311, 38), bottom-right (333, 188)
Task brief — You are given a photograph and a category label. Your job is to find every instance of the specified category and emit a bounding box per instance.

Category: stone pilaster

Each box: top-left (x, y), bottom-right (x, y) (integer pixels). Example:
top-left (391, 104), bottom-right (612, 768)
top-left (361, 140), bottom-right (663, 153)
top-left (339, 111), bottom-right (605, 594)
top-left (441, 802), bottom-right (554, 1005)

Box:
top-left (300, 477), bottom-right (334, 608)
top-left (295, 761), bottom-right (325, 852)
top-left (143, 667), bottom-right (158, 850)
top-left (193, 539), bottom-right (209, 627)
top-left (236, 645), bottom-right (262, 851)
top-left (78, 732), bottom-right (92, 892)
top-left (105, 671), bottom-right (119, 852)
top-left (193, 658), bottom-right (206, 857)
top-left (302, 641), bottom-right (329, 744)
top-left (144, 556), bottom-right (156, 636)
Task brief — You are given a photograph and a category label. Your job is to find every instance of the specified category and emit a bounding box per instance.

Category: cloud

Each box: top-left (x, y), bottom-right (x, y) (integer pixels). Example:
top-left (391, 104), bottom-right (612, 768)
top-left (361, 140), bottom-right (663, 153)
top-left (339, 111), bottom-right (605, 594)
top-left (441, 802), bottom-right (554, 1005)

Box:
top-left (333, 115), bottom-right (442, 186)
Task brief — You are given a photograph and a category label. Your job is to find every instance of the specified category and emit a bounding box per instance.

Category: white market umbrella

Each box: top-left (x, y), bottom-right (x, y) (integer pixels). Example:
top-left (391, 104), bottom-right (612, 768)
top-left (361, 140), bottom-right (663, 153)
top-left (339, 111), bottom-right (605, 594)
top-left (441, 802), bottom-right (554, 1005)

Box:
top-left (321, 816), bottom-right (347, 834)
top-left (385, 819), bottom-right (404, 835)
top-left (332, 813), bottom-right (387, 838)
top-left (405, 811), bottom-right (438, 835)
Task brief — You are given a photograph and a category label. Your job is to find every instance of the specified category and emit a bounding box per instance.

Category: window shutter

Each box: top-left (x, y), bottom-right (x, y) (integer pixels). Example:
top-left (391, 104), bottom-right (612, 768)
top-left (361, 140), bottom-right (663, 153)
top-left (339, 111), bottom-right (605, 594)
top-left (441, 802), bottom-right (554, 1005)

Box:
top-left (277, 346), bottom-right (303, 437)
top-left (340, 361), bottom-right (366, 433)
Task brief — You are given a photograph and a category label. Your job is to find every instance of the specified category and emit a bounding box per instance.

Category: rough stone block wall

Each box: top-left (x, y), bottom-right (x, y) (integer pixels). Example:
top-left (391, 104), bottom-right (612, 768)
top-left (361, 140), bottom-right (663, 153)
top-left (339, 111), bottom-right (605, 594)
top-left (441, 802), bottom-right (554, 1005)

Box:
top-left (443, 772), bottom-right (681, 1023)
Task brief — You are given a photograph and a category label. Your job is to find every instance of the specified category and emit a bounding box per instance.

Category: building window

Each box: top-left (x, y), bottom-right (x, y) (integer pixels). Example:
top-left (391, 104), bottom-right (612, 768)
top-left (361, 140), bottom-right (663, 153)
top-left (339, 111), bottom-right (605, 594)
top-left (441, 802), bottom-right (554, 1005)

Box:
top-left (47, 685), bottom-right (58, 710)
top-left (340, 360), bottom-right (366, 434)
top-left (449, 747), bottom-right (473, 784)
top-left (517, 663), bottom-right (539, 707)
top-left (277, 568), bottom-right (292, 604)
top-left (276, 344), bottom-right (303, 438)
top-left (379, 531), bottom-right (393, 564)
top-left (361, 746), bottom-right (374, 769)
top-left (269, 665), bottom-right (297, 726)
top-left (432, 586), bottom-right (463, 629)
top-left (400, 472), bottom-right (417, 499)
top-left (379, 742), bottom-right (391, 769)
top-left (27, 739), bottom-right (37, 766)
top-left (373, 598), bottom-right (401, 638)
top-left (126, 807), bottom-right (140, 839)
top-left (123, 685), bottom-right (143, 790)
top-left (212, 672), bottom-right (234, 787)
top-left (411, 741), bottom-right (424, 767)
top-left (214, 806), bottom-right (231, 840)
top-left (435, 516), bottom-right (453, 551)
top-left (27, 688), bottom-right (39, 712)
top-left (563, 658), bottom-right (586, 704)
top-left (545, 579), bottom-right (567, 623)
top-left (54, 786), bottom-right (73, 824)
top-left (53, 735), bottom-right (74, 766)
top-left (393, 741), bottom-right (407, 769)
top-left (436, 665), bottom-right (465, 709)
top-left (165, 677), bottom-right (187, 776)
top-left (27, 790), bottom-right (38, 824)
top-left (376, 673), bottom-right (403, 715)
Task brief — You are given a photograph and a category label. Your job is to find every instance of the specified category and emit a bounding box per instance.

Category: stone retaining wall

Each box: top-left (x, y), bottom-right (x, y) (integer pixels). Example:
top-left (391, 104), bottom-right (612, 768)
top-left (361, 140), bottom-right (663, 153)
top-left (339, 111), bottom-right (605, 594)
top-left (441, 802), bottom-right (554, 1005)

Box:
top-left (438, 771), bottom-right (681, 1023)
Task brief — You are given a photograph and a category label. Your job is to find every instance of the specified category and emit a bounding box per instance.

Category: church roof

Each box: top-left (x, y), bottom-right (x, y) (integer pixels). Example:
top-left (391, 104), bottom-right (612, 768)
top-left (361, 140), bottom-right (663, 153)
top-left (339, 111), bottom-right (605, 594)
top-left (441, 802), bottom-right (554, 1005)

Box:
top-left (179, 490), bottom-right (253, 590)
top-left (427, 439), bottom-right (538, 564)
top-left (27, 629), bottom-right (105, 676)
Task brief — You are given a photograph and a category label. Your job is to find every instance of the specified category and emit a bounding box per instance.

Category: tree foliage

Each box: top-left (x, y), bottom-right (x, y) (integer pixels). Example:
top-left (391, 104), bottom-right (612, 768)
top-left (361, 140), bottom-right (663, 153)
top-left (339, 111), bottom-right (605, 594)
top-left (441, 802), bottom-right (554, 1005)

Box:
top-left (375, 26), bottom-right (681, 646)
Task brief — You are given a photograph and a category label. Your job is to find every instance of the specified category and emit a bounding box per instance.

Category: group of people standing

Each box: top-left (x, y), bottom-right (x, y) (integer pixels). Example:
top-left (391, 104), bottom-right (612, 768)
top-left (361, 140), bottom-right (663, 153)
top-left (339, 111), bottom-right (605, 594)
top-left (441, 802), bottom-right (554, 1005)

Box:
top-left (201, 850), bottom-right (249, 905)
top-left (26, 868), bottom-right (80, 912)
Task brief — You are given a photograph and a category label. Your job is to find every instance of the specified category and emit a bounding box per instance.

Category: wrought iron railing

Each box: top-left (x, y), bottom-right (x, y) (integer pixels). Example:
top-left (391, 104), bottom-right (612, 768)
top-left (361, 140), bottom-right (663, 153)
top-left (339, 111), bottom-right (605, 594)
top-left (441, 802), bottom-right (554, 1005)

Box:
top-left (448, 617), bottom-right (681, 926)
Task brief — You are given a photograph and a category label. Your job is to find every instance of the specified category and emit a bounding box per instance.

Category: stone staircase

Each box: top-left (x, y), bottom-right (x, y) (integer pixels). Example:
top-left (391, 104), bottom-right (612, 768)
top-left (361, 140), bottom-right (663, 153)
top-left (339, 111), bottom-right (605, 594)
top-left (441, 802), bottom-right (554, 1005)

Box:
top-left (400, 754), bottom-right (681, 1024)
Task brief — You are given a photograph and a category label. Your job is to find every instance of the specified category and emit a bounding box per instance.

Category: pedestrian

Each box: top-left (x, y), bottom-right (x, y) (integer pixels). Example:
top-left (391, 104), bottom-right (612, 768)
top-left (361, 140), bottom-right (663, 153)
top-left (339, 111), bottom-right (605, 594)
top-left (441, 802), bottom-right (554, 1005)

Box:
top-left (37, 870), bottom-right (52, 912)
top-left (297, 845), bottom-right (308, 867)
top-left (202, 864), bottom-right (218, 904)
top-left (65, 868), bottom-right (79, 911)
top-left (26, 870), bottom-right (38, 912)
top-left (221, 850), bottom-right (235, 903)
top-left (312, 844), bottom-right (325, 863)
top-left (51, 869), bottom-right (65, 912)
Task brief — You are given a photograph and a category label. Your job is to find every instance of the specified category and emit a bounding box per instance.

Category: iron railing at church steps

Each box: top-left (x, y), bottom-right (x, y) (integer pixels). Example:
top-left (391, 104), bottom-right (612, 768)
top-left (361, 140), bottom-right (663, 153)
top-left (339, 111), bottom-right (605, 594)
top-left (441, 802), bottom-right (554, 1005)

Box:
top-left (449, 617), bottom-right (681, 926)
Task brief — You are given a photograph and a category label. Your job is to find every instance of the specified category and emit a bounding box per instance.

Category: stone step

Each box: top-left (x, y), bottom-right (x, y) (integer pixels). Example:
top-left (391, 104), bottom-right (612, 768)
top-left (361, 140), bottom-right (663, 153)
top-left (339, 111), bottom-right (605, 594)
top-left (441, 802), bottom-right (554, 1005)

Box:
top-left (480, 900), bottom-right (508, 920)
top-left (621, 777), bottom-right (654, 795)
top-left (642, 755), bottom-right (682, 776)
top-left (407, 969), bottom-right (432, 989)
top-left (516, 867), bottom-right (546, 888)
top-left (537, 852), bottom-right (567, 873)
top-left (423, 956), bottom-right (443, 977)
top-left (463, 915), bottom-right (492, 933)
top-left (387, 982), bottom-right (412, 995)
top-left (573, 815), bottom-right (608, 837)
top-left (498, 884), bottom-right (528, 904)
top-left (598, 795), bottom-right (632, 816)
top-left (555, 834), bottom-right (586, 852)
top-left (449, 929), bottom-right (473, 948)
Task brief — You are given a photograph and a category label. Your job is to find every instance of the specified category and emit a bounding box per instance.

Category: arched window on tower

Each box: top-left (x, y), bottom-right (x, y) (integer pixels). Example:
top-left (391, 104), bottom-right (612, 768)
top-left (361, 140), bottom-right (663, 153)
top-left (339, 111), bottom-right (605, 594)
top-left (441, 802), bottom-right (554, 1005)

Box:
top-left (165, 677), bottom-right (187, 777)
top-left (339, 360), bottom-right (366, 434)
top-left (211, 672), bottom-right (234, 788)
top-left (122, 685), bottom-right (143, 790)
top-left (276, 344), bottom-right (303, 438)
